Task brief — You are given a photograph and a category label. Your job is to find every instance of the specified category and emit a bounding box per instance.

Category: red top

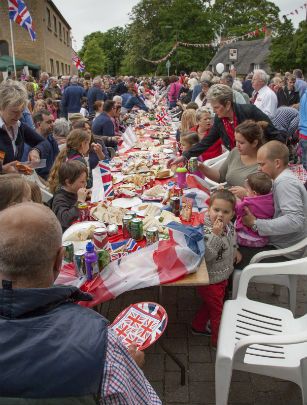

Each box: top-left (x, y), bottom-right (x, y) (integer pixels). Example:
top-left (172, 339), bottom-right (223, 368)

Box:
top-left (221, 113), bottom-right (238, 149)
top-left (191, 125), bottom-right (223, 161)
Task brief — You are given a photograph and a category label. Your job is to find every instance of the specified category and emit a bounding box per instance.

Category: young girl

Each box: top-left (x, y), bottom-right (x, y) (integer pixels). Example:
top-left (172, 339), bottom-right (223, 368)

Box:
top-left (80, 97), bottom-right (89, 118)
top-left (235, 172), bottom-right (274, 247)
top-left (191, 108), bottom-right (222, 162)
top-left (180, 131), bottom-right (204, 179)
top-left (0, 174), bottom-right (31, 211)
top-left (48, 129), bottom-right (103, 193)
top-left (192, 189), bottom-right (241, 348)
top-left (51, 160), bottom-right (90, 232)
top-left (176, 108), bottom-right (197, 143)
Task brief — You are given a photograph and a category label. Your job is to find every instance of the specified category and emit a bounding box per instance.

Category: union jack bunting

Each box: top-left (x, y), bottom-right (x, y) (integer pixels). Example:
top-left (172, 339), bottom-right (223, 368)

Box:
top-left (155, 112), bottom-right (167, 126)
top-left (99, 160), bottom-right (114, 198)
top-left (72, 51), bottom-right (85, 72)
top-left (8, 0), bottom-right (36, 41)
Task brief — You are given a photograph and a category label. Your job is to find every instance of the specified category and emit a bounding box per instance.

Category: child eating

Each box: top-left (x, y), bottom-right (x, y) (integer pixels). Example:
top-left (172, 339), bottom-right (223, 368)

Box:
top-left (192, 189), bottom-right (241, 348)
top-left (51, 160), bottom-right (90, 232)
top-left (180, 131), bottom-right (204, 179)
top-left (235, 172), bottom-right (274, 247)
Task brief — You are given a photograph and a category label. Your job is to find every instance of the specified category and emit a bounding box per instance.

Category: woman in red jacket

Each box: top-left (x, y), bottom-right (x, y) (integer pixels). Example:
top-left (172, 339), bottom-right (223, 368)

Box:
top-left (191, 108), bottom-right (222, 162)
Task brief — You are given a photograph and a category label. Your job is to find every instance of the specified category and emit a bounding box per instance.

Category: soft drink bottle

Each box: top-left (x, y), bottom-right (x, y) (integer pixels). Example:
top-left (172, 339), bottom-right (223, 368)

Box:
top-left (84, 241), bottom-right (99, 281)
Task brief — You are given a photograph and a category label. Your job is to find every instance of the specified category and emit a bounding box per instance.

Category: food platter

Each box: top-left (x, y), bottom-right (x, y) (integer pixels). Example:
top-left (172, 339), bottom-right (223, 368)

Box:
top-left (62, 221), bottom-right (105, 249)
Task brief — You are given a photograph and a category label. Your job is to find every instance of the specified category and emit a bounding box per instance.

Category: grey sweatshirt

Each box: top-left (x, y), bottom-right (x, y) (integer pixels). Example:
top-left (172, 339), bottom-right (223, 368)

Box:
top-left (256, 169), bottom-right (307, 256)
top-left (203, 217), bottom-right (237, 284)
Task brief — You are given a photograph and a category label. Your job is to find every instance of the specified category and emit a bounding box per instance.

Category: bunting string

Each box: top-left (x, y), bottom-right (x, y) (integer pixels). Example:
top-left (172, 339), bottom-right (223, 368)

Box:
top-left (142, 2), bottom-right (307, 65)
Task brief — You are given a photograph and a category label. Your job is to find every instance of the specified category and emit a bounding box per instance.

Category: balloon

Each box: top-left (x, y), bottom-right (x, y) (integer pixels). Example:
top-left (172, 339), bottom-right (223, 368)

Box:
top-left (216, 63), bottom-right (225, 74)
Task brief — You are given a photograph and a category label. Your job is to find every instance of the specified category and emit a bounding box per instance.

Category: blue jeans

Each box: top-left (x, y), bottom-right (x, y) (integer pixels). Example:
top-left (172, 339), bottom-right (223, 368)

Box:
top-left (300, 139), bottom-right (307, 170)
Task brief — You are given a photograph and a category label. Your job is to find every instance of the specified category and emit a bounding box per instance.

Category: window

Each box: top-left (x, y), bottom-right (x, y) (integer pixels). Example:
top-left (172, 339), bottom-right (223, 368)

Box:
top-left (59, 22), bottom-right (62, 40)
top-left (67, 31), bottom-right (70, 47)
top-left (56, 61), bottom-right (59, 75)
top-left (50, 59), bottom-right (54, 74)
top-left (65, 64), bottom-right (67, 74)
top-left (0, 41), bottom-right (9, 56)
top-left (63, 30), bottom-right (66, 44)
top-left (53, 16), bottom-right (57, 35)
top-left (46, 8), bottom-right (51, 28)
top-left (68, 65), bottom-right (70, 75)
top-left (254, 64), bottom-right (260, 70)
top-left (61, 62), bottom-right (64, 74)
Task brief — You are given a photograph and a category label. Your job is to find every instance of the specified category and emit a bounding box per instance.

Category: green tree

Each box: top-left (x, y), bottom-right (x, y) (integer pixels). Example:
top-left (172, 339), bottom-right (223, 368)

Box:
top-left (121, 0), bottom-right (215, 75)
top-left (208, 0), bottom-right (280, 38)
top-left (293, 21), bottom-right (307, 71)
top-left (82, 38), bottom-right (109, 76)
top-left (268, 18), bottom-right (296, 72)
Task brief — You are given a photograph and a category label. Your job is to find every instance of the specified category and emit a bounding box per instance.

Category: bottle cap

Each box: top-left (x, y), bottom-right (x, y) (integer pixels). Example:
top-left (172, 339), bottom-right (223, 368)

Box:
top-left (176, 167), bottom-right (187, 173)
top-left (86, 241), bottom-right (95, 252)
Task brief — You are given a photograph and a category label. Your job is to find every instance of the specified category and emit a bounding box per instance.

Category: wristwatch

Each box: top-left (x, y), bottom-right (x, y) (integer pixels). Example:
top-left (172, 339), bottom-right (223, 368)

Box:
top-left (251, 222), bottom-right (258, 232)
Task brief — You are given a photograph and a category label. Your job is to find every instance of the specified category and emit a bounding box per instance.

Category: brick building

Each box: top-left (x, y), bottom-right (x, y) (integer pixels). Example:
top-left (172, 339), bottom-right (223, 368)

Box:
top-left (0, 0), bottom-right (77, 77)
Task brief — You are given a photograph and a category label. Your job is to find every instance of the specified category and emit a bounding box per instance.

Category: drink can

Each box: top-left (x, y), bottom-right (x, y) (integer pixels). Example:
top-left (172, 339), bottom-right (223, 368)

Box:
top-left (146, 226), bottom-right (159, 245)
top-left (159, 134), bottom-right (164, 145)
top-left (73, 249), bottom-right (86, 276)
top-left (126, 211), bottom-right (136, 219)
top-left (78, 203), bottom-right (89, 221)
top-left (188, 157), bottom-right (198, 173)
top-left (96, 249), bottom-right (111, 272)
top-left (130, 218), bottom-right (144, 241)
top-left (107, 224), bottom-right (119, 237)
top-left (174, 186), bottom-right (183, 197)
top-left (63, 241), bottom-right (74, 263)
top-left (170, 196), bottom-right (180, 217)
top-left (122, 214), bottom-right (133, 238)
top-left (93, 227), bottom-right (109, 250)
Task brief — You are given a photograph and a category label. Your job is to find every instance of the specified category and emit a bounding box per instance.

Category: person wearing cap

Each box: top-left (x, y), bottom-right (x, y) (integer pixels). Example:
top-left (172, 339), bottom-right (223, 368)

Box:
top-left (61, 76), bottom-right (86, 119)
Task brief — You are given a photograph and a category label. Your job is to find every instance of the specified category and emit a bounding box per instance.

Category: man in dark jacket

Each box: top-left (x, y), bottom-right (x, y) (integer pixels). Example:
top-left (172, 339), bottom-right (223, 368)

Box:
top-left (32, 109), bottom-right (59, 179)
top-left (61, 75), bottom-right (85, 118)
top-left (92, 100), bottom-right (119, 148)
top-left (87, 76), bottom-right (107, 115)
top-left (0, 203), bottom-right (161, 404)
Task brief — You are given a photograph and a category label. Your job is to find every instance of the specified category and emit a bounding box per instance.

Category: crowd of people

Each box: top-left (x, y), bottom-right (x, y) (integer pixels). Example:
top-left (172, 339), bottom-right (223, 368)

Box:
top-left (0, 66), bottom-right (306, 402)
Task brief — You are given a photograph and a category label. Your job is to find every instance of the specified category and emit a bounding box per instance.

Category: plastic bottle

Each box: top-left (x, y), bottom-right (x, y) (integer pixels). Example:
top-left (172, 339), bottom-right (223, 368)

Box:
top-left (84, 241), bottom-right (99, 281)
top-left (176, 167), bottom-right (188, 188)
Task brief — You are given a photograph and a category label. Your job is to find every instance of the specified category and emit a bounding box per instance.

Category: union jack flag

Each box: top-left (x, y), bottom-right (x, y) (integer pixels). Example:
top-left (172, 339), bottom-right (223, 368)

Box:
top-left (98, 160), bottom-right (114, 199)
top-left (110, 238), bottom-right (141, 261)
top-left (8, 0), bottom-right (36, 41)
top-left (72, 51), bottom-right (85, 72)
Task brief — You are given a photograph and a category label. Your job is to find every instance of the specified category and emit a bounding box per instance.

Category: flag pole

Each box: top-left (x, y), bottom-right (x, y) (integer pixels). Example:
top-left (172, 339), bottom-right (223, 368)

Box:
top-left (9, 19), bottom-right (17, 79)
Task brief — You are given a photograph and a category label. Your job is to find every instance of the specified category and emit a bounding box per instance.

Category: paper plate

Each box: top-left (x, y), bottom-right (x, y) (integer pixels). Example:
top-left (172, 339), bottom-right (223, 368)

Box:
top-left (62, 221), bottom-right (105, 250)
top-left (111, 302), bottom-right (168, 350)
top-left (163, 148), bottom-right (174, 154)
top-left (111, 196), bottom-right (142, 209)
top-left (131, 202), bottom-right (163, 217)
top-left (112, 173), bottom-right (124, 184)
top-left (156, 171), bottom-right (174, 180)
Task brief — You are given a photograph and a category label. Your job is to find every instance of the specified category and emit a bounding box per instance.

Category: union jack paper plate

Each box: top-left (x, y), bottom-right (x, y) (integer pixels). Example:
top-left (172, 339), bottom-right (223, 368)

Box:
top-left (111, 302), bottom-right (168, 350)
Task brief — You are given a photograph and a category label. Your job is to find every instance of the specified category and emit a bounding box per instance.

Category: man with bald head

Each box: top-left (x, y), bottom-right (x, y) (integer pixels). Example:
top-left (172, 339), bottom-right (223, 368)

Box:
top-left (241, 141), bottom-right (307, 267)
top-left (0, 203), bottom-right (161, 404)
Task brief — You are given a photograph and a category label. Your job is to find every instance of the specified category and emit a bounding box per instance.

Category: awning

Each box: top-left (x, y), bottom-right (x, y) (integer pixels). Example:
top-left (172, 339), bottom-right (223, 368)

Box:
top-left (0, 55), bottom-right (40, 72)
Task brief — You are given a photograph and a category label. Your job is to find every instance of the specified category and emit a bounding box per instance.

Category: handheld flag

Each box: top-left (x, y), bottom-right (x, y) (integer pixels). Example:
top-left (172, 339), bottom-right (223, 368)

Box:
top-left (72, 51), bottom-right (85, 72)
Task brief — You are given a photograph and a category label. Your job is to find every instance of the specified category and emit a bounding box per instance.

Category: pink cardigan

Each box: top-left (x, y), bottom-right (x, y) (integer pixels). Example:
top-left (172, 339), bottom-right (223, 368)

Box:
top-left (235, 193), bottom-right (274, 247)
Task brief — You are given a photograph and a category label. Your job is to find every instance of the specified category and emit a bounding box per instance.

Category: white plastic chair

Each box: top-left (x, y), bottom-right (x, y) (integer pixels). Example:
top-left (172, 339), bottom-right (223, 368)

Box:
top-left (25, 171), bottom-right (53, 204)
top-left (216, 257), bottom-right (307, 405)
top-left (202, 150), bottom-right (229, 189)
top-left (232, 237), bottom-right (307, 314)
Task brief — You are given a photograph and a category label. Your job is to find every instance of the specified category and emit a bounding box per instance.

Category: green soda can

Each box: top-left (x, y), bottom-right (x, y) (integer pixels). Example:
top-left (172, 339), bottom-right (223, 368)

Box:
top-left (63, 241), bottom-right (74, 263)
top-left (123, 214), bottom-right (133, 238)
top-left (97, 249), bottom-right (111, 272)
top-left (146, 226), bottom-right (159, 245)
top-left (188, 157), bottom-right (198, 173)
top-left (73, 249), bottom-right (86, 276)
top-left (130, 218), bottom-right (144, 241)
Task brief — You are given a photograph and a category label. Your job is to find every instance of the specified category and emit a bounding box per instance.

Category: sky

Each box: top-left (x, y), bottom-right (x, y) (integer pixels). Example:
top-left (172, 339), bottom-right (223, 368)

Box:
top-left (53, 0), bottom-right (306, 51)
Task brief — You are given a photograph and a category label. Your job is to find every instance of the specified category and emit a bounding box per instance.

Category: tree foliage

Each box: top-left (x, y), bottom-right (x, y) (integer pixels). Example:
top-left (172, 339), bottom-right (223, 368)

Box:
top-left (79, 0), bottom-right (307, 76)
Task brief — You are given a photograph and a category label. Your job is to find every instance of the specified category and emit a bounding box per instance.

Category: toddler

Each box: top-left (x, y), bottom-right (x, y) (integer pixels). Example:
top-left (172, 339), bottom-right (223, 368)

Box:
top-left (192, 189), bottom-right (240, 348)
top-left (51, 160), bottom-right (90, 232)
top-left (180, 131), bottom-right (204, 179)
top-left (236, 172), bottom-right (274, 247)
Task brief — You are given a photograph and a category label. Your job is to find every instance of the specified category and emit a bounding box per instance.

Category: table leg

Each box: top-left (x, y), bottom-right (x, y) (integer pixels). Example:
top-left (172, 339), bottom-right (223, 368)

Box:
top-left (158, 286), bottom-right (186, 386)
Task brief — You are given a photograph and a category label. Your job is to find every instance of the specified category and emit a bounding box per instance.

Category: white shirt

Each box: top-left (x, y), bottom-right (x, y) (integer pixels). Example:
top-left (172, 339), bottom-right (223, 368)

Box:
top-left (254, 85), bottom-right (277, 119)
top-left (0, 115), bottom-right (21, 156)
